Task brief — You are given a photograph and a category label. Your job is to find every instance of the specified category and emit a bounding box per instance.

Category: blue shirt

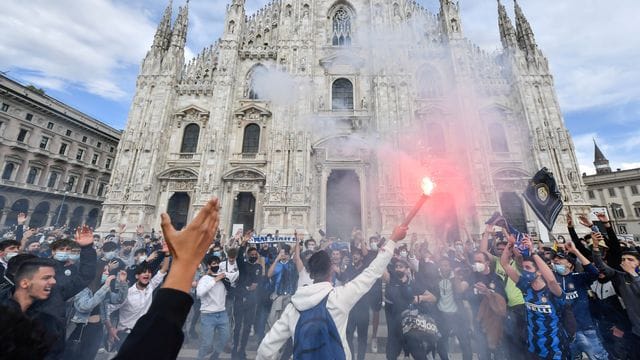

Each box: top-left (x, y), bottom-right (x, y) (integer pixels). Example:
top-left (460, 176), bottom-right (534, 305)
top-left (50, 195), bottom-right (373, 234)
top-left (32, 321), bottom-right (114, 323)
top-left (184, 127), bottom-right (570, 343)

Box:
top-left (516, 277), bottom-right (566, 360)
top-left (272, 261), bottom-right (296, 295)
top-left (554, 263), bottom-right (599, 331)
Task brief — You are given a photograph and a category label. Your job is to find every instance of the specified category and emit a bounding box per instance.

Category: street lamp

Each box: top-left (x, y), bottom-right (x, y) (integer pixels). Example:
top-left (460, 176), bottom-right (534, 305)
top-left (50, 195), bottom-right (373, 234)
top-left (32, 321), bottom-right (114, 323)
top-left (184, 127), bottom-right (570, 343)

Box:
top-left (55, 181), bottom-right (72, 227)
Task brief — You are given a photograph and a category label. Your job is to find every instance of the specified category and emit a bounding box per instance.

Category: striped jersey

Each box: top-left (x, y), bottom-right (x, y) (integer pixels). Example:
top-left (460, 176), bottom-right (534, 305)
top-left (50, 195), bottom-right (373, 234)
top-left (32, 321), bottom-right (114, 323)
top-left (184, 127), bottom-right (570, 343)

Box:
top-left (516, 277), bottom-right (566, 360)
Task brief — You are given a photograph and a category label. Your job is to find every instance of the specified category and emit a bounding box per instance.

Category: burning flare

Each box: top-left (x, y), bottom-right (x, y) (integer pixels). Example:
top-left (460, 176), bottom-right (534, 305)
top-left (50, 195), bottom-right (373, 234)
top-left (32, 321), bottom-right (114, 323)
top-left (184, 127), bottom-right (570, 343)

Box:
top-left (421, 177), bottom-right (436, 196)
top-left (401, 177), bottom-right (436, 227)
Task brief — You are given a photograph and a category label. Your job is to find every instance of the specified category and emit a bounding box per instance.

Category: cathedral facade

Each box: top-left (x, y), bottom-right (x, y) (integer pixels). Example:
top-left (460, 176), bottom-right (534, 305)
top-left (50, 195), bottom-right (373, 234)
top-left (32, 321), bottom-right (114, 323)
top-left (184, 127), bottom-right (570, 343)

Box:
top-left (99, 0), bottom-right (589, 242)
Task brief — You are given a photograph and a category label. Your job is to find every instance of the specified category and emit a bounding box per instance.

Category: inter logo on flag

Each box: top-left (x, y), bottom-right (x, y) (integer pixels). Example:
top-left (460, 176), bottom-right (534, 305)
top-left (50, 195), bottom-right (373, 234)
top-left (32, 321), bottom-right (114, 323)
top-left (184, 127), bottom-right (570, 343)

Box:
top-left (523, 168), bottom-right (563, 231)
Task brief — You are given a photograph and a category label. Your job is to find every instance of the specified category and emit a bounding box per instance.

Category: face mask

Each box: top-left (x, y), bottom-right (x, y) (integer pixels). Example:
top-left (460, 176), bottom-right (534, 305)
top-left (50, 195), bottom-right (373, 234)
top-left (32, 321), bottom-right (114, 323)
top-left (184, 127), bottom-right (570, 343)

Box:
top-left (53, 251), bottom-right (69, 262)
top-left (68, 254), bottom-right (80, 262)
top-left (399, 251), bottom-right (408, 257)
top-left (213, 251), bottom-right (222, 257)
top-left (520, 270), bottom-right (537, 283)
top-left (248, 256), bottom-right (258, 263)
top-left (455, 245), bottom-right (464, 253)
top-left (101, 273), bottom-right (109, 283)
top-left (307, 245), bottom-right (316, 251)
top-left (104, 251), bottom-right (117, 260)
top-left (472, 262), bottom-right (486, 273)
top-left (370, 243), bottom-right (378, 251)
top-left (553, 264), bottom-right (567, 275)
top-left (136, 255), bottom-right (147, 264)
top-left (210, 265), bottom-right (220, 273)
top-left (395, 270), bottom-right (406, 279)
top-left (4, 252), bottom-right (18, 261)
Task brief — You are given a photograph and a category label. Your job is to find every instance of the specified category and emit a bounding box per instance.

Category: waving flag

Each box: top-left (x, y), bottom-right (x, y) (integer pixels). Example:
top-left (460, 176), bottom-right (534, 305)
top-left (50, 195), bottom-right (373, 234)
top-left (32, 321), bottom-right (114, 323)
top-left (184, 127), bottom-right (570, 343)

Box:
top-left (523, 167), bottom-right (564, 232)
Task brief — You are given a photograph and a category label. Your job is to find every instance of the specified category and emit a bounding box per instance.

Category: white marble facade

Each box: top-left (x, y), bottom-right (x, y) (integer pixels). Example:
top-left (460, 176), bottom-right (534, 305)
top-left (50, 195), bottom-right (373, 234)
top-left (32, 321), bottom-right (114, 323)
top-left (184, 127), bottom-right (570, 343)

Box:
top-left (99, 0), bottom-right (589, 241)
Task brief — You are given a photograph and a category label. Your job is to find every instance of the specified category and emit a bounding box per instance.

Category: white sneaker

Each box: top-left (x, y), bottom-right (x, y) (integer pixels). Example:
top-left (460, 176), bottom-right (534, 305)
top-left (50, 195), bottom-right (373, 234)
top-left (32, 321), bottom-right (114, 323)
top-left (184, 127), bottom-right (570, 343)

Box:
top-left (371, 337), bottom-right (378, 353)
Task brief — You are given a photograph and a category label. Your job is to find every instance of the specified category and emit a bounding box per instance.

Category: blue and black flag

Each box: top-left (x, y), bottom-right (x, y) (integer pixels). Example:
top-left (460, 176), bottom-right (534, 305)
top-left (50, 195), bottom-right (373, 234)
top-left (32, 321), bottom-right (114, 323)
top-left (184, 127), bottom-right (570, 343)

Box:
top-left (523, 167), bottom-right (563, 231)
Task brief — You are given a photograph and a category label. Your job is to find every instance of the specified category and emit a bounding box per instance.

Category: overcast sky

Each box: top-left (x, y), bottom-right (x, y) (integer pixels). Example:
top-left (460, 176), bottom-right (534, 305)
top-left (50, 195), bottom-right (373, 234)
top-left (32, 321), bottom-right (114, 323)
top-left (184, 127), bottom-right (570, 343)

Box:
top-left (1, 0), bottom-right (638, 175)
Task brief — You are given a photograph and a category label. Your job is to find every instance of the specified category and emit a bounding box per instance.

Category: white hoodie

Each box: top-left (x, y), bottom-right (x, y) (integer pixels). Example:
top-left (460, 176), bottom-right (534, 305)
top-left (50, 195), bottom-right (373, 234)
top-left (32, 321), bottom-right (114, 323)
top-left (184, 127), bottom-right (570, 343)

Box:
top-left (256, 240), bottom-right (396, 360)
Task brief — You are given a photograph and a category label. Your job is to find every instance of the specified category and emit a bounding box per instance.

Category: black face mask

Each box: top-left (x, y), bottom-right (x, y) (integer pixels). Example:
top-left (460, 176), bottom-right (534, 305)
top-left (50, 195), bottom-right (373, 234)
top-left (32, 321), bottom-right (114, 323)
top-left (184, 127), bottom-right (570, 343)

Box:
top-left (248, 256), bottom-right (258, 263)
top-left (395, 270), bottom-right (406, 279)
top-left (210, 265), bottom-right (220, 273)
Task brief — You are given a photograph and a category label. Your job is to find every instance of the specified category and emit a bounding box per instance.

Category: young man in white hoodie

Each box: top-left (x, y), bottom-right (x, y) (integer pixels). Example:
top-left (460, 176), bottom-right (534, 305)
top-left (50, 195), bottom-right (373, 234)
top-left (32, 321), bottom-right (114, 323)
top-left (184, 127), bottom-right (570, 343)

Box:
top-left (256, 225), bottom-right (408, 360)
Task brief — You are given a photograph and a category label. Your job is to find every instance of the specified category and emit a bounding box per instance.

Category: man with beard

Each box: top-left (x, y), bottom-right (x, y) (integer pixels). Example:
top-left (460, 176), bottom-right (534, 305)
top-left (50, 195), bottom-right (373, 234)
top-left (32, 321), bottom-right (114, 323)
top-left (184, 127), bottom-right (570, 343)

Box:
top-left (197, 256), bottom-right (230, 360)
top-left (110, 256), bottom-right (169, 350)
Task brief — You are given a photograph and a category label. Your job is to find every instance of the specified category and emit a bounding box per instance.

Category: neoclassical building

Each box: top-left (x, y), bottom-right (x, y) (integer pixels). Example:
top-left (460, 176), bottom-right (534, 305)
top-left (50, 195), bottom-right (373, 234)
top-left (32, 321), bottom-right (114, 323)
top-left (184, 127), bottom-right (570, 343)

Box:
top-left (99, 0), bottom-right (589, 241)
top-left (0, 74), bottom-right (120, 229)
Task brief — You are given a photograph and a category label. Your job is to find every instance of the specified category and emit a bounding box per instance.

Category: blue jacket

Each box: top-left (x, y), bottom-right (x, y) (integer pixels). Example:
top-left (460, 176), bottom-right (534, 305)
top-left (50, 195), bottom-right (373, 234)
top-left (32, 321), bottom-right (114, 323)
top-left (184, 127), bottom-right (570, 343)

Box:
top-left (70, 279), bottom-right (128, 325)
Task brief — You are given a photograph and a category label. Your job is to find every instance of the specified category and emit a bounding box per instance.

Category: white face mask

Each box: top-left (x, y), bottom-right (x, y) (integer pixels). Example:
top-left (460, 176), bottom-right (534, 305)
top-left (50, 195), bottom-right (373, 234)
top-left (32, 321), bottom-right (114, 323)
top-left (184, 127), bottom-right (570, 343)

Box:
top-left (137, 255), bottom-right (147, 264)
top-left (370, 243), bottom-right (378, 251)
top-left (307, 245), bottom-right (316, 251)
top-left (4, 252), bottom-right (19, 261)
top-left (399, 250), bottom-right (408, 257)
top-left (472, 262), bottom-right (486, 273)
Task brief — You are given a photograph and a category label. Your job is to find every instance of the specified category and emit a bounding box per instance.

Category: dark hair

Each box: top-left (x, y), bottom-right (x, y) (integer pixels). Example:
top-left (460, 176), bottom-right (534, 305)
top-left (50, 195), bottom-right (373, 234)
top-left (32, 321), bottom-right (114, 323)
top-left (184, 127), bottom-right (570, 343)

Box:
top-left (308, 250), bottom-right (331, 282)
top-left (304, 239), bottom-right (316, 247)
top-left (351, 248), bottom-right (363, 257)
top-left (14, 258), bottom-right (57, 284)
top-left (50, 239), bottom-right (75, 251)
top-left (622, 251), bottom-right (640, 261)
top-left (521, 256), bottom-right (538, 269)
top-left (227, 248), bottom-right (238, 259)
top-left (134, 263), bottom-right (152, 275)
top-left (134, 248), bottom-right (147, 256)
top-left (0, 240), bottom-right (20, 251)
top-left (102, 241), bottom-right (118, 252)
top-left (281, 244), bottom-right (291, 255)
top-left (6, 254), bottom-right (38, 283)
top-left (208, 256), bottom-right (221, 265)
top-left (247, 247), bottom-right (258, 254)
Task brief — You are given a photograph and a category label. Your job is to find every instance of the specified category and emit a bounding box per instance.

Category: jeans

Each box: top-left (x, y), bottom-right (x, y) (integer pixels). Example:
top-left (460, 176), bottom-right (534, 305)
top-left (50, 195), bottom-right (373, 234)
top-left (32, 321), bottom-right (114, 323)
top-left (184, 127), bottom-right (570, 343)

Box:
top-left (346, 303), bottom-right (369, 360)
top-left (232, 295), bottom-right (258, 357)
top-left (436, 311), bottom-right (473, 360)
top-left (198, 311), bottom-right (230, 360)
top-left (63, 322), bottom-right (104, 360)
top-left (570, 328), bottom-right (609, 360)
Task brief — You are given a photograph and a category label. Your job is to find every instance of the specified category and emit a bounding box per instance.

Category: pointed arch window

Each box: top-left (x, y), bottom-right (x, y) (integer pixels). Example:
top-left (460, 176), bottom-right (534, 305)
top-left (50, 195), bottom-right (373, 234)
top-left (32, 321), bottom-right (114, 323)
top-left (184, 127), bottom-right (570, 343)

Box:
top-left (247, 65), bottom-right (268, 100)
top-left (332, 78), bottom-right (353, 110)
top-left (242, 124), bottom-right (261, 154)
top-left (332, 8), bottom-right (352, 46)
top-left (180, 123), bottom-right (200, 153)
top-left (488, 123), bottom-right (509, 152)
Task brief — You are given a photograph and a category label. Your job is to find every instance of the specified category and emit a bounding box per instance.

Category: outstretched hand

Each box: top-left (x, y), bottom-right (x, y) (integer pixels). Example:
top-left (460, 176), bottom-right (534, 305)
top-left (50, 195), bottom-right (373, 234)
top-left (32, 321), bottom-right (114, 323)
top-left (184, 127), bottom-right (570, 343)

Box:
top-left (75, 225), bottom-right (94, 247)
top-left (160, 198), bottom-right (221, 293)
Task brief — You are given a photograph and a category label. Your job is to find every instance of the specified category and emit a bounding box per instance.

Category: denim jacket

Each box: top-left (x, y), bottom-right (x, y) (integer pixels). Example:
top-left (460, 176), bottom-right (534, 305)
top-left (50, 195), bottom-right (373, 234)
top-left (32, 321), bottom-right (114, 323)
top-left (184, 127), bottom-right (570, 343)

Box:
top-left (70, 280), bottom-right (128, 324)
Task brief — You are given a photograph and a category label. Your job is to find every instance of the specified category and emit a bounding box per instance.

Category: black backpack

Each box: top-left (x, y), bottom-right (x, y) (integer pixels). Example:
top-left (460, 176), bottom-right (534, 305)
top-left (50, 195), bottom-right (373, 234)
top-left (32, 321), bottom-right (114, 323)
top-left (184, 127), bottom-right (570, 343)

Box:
top-left (293, 294), bottom-right (346, 360)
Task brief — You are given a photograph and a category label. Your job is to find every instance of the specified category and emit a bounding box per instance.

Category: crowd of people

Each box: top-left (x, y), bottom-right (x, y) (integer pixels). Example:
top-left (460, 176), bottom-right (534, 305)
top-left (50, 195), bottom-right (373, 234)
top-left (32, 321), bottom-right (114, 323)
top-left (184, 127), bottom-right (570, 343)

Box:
top-left (1, 204), bottom-right (639, 360)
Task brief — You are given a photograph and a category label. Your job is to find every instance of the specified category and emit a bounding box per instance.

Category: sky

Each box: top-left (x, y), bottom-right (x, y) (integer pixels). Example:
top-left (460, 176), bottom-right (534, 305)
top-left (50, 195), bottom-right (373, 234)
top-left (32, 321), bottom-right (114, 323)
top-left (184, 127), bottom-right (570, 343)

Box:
top-left (0, 0), bottom-right (638, 175)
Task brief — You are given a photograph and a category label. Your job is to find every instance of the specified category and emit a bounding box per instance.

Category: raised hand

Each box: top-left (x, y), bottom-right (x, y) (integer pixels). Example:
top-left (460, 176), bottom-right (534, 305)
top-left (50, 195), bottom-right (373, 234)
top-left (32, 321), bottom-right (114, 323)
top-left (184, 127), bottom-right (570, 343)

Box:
top-left (160, 198), bottom-right (220, 266)
top-left (17, 212), bottom-right (27, 225)
top-left (104, 275), bottom-right (115, 287)
top-left (117, 223), bottom-right (126, 234)
top-left (595, 212), bottom-right (610, 223)
top-left (108, 260), bottom-right (119, 271)
top-left (23, 227), bottom-right (36, 239)
top-left (592, 232), bottom-right (604, 249)
top-left (147, 251), bottom-right (158, 262)
top-left (136, 224), bottom-right (144, 236)
top-left (565, 240), bottom-right (577, 254)
top-left (118, 270), bottom-right (128, 283)
top-left (577, 214), bottom-right (593, 228)
top-left (75, 225), bottom-right (94, 247)
top-left (566, 212), bottom-right (574, 227)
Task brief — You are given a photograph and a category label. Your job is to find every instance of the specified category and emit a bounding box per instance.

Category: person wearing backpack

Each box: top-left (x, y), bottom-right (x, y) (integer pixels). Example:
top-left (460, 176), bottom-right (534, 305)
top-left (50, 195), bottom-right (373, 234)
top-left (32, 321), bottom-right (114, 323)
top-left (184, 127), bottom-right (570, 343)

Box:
top-left (256, 226), bottom-right (408, 360)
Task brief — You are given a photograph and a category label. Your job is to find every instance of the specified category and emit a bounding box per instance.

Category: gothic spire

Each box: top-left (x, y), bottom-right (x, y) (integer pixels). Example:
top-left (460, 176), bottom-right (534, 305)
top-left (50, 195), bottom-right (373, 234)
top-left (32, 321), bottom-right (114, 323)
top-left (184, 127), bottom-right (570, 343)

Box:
top-left (593, 139), bottom-right (612, 174)
top-left (513, 0), bottom-right (537, 52)
top-left (153, 0), bottom-right (173, 51)
top-left (497, 0), bottom-right (517, 49)
top-left (170, 2), bottom-right (189, 50)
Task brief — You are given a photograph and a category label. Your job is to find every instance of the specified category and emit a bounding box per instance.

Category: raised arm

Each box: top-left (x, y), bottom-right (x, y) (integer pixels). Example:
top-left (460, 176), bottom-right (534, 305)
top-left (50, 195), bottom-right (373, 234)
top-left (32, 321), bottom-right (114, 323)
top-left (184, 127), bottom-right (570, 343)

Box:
top-left (523, 238), bottom-right (562, 297)
top-left (293, 238), bottom-right (304, 273)
top-left (499, 236), bottom-right (520, 283)
top-left (479, 224), bottom-right (493, 256)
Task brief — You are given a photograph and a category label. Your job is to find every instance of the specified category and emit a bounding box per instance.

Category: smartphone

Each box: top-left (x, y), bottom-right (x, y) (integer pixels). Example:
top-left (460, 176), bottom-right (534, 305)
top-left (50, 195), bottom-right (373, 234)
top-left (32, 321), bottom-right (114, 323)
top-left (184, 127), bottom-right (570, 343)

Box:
top-left (318, 229), bottom-right (326, 237)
